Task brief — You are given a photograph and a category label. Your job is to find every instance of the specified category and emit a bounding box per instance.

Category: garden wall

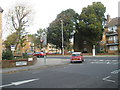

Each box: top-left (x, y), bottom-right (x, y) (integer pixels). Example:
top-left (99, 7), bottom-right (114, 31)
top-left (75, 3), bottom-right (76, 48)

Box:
top-left (2, 57), bottom-right (37, 68)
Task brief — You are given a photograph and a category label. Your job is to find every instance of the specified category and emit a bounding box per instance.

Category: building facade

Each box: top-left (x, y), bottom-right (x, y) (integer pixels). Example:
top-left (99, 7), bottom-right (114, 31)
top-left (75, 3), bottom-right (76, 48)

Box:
top-left (14, 35), bottom-right (39, 56)
top-left (0, 7), bottom-right (3, 60)
top-left (14, 35), bottom-right (61, 56)
top-left (104, 17), bottom-right (120, 54)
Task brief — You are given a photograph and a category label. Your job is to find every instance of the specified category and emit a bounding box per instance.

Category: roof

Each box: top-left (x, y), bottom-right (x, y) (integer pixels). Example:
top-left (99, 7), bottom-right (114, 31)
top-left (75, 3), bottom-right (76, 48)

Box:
top-left (105, 17), bottom-right (120, 27)
top-left (0, 7), bottom-right (3, 13)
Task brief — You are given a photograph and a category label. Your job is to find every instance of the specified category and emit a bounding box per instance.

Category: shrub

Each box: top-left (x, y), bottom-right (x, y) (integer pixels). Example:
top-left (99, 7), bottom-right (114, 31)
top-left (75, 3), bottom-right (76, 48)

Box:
top-left (118, 49), bottom-right (120, 53)
top-left (100, 51), bottom-right (105, 53)
top-left (22, 53), bottom-right (29, 58)
top-left (2, 50), bottom-right (14, 60)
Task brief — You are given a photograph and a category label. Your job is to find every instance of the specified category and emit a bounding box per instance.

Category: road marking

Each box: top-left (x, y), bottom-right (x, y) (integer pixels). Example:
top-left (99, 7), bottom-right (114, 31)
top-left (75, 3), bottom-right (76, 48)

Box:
top-left (111, 69), bottom-right (120, 74)
top-left (99, 60), bottom-right (104, 61)
top-left (107, 62), bottom-right (110, 64)
top-left (102, 76), bottom-right (115, 83)
top-left (0, 78), bottom-right (39, 88)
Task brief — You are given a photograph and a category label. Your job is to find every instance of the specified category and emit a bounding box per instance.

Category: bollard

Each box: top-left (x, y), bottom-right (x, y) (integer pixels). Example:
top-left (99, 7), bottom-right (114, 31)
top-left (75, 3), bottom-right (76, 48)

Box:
top-left (44, 55), bottom-right (46, 64)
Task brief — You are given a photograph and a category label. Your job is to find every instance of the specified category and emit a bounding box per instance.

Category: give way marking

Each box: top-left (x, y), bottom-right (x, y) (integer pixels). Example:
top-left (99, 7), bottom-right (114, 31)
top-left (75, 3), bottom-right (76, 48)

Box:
top-left (102, 76), bottom-right (115, 83)
top-left (0, 78), bottom-right (39, 88)
top-left (102, 69), bottom-right (120, 83)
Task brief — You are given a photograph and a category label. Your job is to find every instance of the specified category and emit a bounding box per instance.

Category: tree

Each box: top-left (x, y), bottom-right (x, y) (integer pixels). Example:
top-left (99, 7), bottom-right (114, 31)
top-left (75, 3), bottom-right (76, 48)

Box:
top-left (4, 32), bottom-right (18, 50)
top-left (74, 2), bottom-right (106, 52)
top-left (47, 9), bottom-right (79, 50)
top-left (34, 28), bottom-right (47, 50)
top-left (6, 3), bottom-right (33, 51)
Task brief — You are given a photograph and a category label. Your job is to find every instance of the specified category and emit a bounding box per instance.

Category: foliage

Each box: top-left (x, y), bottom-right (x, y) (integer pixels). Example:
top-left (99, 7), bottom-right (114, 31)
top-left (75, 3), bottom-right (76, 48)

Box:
top-left (74, 2), bottom-right (106, 52)
top-left (22, 53), bottom-right (32, 58)
top-left (2, 50), bottom-right (14, 60)
top-left (34, 28), bottom-right (47, 49)
top-left (99, 50), bottom-right (106, 53)
top-left (47, 9), bottom-right (79, 49)
top-left (77, 2), bottom-right (106, 45)
top-left (4, 32), bottom-right (17, 50)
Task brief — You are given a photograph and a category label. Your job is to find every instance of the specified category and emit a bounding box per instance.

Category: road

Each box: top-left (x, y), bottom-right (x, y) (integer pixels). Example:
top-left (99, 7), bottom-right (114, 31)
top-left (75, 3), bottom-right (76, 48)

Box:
top-left (2, 56), bottom-right (119, 89)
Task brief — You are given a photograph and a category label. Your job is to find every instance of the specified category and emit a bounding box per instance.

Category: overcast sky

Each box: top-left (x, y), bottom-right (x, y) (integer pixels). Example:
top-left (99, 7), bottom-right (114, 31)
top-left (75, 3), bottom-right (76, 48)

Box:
top-left (0, 0), bottom-right (119, 40)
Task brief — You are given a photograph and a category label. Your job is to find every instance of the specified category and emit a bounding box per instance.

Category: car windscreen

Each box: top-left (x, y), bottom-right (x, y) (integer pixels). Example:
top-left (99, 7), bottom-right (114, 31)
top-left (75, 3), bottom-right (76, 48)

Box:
top-left (72, 54), bottom-right (80, 56)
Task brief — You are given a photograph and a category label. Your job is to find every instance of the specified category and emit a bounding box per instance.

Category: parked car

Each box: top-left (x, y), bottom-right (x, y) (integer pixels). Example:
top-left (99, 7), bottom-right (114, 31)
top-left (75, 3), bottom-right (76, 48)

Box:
top-left (70, 52), bottom-right (84, 63)
top-left (27, 53), bottom-right (33, 55)
top-left (33, 52), bottom-right (46, 57)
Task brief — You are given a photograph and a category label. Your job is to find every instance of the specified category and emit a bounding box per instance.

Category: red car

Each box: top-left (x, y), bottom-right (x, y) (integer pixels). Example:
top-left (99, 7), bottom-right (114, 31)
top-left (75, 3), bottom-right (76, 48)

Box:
top-left (33, 52), bottom-right (45, 57)
top-left (70, 52), bottom-right (84, 63)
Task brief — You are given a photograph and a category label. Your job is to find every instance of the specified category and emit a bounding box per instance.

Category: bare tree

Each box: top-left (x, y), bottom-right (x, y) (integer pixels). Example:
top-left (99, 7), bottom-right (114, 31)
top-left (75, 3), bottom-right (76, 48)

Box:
top-left (6, 3), bottom-right (33, 51)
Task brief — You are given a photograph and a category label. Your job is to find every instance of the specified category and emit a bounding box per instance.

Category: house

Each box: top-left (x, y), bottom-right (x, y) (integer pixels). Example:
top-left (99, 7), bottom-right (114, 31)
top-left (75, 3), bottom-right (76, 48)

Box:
top-left (14, 35), bottom-right (40, 56)
top-left (0, 7), bottom-right (3, 60)
top-left (45, 43), bottom-right (61, 54)
top-left (14, 35), bottom-right (61, 56)
top-left (103, 16), bottom-right (120, 54)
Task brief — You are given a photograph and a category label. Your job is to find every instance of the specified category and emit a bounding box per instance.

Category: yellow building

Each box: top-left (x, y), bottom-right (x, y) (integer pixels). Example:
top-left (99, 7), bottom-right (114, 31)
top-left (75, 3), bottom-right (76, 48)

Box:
top-left (14, 35), bottom-right (40, 56)
top-left (0, 7), bottom-right (3, 60)
top-left (14, 35), bottom-right (61, 56)
top-left (45, 43), bottom-right (61, 54)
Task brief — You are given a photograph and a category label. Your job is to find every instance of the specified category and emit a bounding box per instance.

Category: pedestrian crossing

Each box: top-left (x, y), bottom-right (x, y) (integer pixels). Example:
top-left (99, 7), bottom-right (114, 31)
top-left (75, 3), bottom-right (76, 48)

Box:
top-left (85, 59), bottom-right (118, 64)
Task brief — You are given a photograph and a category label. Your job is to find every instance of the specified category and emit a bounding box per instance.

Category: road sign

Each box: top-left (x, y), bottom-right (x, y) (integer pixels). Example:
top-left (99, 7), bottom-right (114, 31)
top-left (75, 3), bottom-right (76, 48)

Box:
top-left (11, 45), bottom-right (15, 51)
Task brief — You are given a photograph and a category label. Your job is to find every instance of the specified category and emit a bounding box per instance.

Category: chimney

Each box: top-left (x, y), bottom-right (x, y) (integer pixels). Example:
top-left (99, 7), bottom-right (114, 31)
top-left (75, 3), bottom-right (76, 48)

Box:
top-left (107, 14), bottom-right (110, 23)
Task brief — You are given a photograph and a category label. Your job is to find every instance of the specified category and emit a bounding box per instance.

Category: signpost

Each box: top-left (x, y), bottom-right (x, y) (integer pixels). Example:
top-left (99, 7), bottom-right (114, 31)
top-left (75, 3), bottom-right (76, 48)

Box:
top-left (11, 45), bottom-right (15, 55)
top-left (16, 61), bottom-right (27, 66)
top-left (11, 45), bottom-right (15, 51)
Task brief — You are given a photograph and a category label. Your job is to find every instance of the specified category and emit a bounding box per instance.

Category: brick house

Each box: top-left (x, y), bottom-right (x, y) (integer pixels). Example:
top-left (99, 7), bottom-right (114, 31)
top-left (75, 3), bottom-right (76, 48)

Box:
top-left (0, 7), bottom-right (3, 60)
top-left (103, 17), bottom-right (120, 54)
top-left (14, 35), bottom-right (40, 56)
top-left (14, 35), bottom-right (61, 56)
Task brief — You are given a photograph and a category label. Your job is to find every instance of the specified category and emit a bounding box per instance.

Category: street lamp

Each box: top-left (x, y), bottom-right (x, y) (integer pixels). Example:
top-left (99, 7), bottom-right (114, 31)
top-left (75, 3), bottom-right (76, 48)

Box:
top-left (61, 20), bottom-right (64, 55)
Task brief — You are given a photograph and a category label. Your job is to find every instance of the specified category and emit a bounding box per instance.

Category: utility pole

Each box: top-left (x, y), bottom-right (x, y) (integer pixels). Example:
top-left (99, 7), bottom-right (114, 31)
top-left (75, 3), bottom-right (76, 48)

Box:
top-left (61, 20), bottom-right (64, 55)
top-left (0, 7), bottom-right (3, 61)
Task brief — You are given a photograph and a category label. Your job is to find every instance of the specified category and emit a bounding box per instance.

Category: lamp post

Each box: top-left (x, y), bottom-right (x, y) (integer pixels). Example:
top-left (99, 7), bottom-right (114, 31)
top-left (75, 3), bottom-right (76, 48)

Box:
top-left (61, 20), bottom-right (64, 55)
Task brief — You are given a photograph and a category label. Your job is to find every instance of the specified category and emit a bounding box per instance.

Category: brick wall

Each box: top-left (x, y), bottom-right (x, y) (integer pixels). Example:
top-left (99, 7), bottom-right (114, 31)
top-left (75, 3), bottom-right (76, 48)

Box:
top-left (2, 57), bottom-right (37, 68)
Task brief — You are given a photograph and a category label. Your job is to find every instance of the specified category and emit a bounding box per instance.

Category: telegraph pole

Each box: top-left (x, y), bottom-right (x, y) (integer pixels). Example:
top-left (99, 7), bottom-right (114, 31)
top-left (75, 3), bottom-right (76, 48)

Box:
top-left (61, 20), bottom-right (64, 55)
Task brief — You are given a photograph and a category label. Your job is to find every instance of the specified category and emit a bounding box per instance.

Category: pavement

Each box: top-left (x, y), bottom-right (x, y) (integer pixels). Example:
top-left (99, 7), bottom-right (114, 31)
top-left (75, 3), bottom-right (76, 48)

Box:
top-left (1, 57), bottom-right (70, 74)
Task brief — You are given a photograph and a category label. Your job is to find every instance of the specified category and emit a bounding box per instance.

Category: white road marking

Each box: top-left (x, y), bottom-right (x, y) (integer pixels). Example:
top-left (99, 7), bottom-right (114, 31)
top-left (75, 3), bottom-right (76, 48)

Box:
top-left (107, 62), bottom-right (110, 64)
top-left (112, 60), bottom-right (118, 62)
top-left (99, 60), bottom-right (104, 61)
top-left (0, 84), bottom-right (13, 88)
top-left (102, 76), bottom-right (115, 83)
top-left (111, 69), bottom-right (120, 74)
top-left (103, 76), bottom-right (111, 80)
top-left (0, 78), bottom-right (39, 88)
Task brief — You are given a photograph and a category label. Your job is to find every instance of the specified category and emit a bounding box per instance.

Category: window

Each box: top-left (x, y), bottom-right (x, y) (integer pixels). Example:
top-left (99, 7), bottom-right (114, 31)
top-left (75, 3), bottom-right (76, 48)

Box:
top-left (72, 54), bottom-right (80, 56)
top-left (109, 36), bottom-right (114, 41)
top-left (108, 26), bottom-right (117, 32)
top-left (109, 36), bottom-right (118, 41)
top-left (109, 46), bottom-right (118, 50)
